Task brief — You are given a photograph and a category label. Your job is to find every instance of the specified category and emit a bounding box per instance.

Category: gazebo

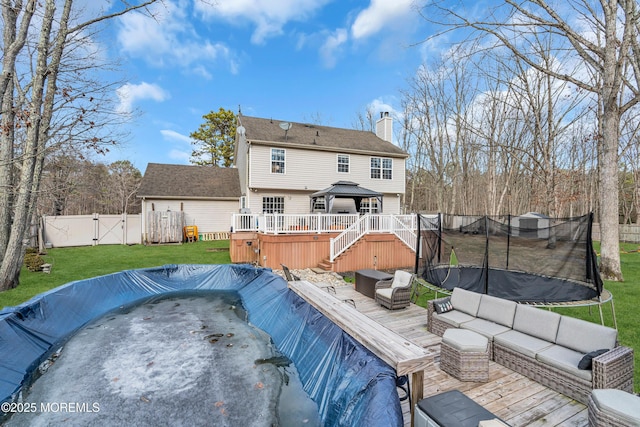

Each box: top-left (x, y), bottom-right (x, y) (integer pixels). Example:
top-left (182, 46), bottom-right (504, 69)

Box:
top-left (309, 181), bottom-right (383, 214)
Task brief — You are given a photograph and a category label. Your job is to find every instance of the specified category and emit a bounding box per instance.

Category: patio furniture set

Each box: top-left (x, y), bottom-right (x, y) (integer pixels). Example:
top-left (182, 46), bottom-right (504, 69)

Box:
top-left (426, 287), bottom-right (634, 406)
top-left (291, 267), bottom-right (639, 426)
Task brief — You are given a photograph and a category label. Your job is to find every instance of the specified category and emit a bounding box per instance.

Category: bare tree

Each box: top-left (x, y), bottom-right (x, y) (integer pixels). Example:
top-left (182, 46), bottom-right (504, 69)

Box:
top-left (108, 160), bottom-right (142, 214)
top-left (422, 0), bottom-right (640, 280)
top-left (352, 106), bottom-right (377, 132)
top-left (0, 0), bottom-right (160, 291)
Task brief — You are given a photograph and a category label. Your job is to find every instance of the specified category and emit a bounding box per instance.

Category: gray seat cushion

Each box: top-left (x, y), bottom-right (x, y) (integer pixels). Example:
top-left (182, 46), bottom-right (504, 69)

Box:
top-left (375, 287), bottom-right (394, 299)
top-left (494, 330), bottom-right (553, 358)
top-left (512, 304), bottom-right (561, 343)
top-left (443, 328), bottom-right (488, 352)
top-left (477, 294), bottom-right (517, 327)
top-left (434, 310), bottom-right (476, 328)
top-left (591, 389), bottom-right (640, 425)
top-left (536, 345), bottom-right (592, 382)
top-left (555, 316), bottom-right (617, 354)
top-left (450, 288), bottom-right (482, 316)
top-left (461, 318), bottom-right (510, 340)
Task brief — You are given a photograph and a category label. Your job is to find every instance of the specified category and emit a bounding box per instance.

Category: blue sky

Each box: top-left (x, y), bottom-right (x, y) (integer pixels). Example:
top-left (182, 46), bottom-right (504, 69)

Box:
top-left (99, 0), bottom-right (433, 171)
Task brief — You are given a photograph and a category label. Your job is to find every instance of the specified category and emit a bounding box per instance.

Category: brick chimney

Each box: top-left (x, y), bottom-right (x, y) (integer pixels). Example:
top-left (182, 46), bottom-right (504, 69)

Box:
top-left (375, 112), bottom-right (392, 143)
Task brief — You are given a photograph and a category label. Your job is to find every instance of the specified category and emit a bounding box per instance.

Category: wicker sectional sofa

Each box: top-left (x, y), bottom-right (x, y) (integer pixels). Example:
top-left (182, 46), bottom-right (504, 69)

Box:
top-left (427, 288), bottom-right (635, 404)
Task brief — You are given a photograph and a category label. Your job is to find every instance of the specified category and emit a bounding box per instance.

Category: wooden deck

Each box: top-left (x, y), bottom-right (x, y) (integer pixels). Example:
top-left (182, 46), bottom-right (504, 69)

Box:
top-left (300, 278), bottom-right (589, 427)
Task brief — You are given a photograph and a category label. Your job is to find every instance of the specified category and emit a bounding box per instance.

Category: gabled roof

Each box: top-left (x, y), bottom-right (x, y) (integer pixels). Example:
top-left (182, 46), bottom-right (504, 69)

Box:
top-left (137, 163), bottom-right (241, 199)
top-left (238, 115), bottom-right (408, 158)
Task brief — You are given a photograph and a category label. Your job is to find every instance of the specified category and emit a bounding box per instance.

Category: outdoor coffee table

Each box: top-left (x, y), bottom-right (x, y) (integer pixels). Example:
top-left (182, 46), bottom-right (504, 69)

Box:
top-left (414, 390), bottom-right (509, 427)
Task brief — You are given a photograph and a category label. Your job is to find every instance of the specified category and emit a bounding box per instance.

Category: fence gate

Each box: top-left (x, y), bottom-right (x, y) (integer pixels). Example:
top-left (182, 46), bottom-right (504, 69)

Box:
top-left (146, 211), bottom-right (184, 244)
top-left (94, 214), bottom-right (126, 245)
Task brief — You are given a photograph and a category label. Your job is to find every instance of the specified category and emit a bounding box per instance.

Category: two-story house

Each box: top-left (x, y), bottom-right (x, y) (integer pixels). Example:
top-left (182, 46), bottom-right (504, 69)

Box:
top-left (234, 113), bottom-right (408, 215)
top-left (231, 114), bottom-right (416, 272)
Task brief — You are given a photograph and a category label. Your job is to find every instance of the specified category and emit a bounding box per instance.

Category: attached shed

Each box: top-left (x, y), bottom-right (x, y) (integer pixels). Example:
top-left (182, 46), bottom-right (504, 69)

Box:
top-left (137, 163), bottom-right (241, 242)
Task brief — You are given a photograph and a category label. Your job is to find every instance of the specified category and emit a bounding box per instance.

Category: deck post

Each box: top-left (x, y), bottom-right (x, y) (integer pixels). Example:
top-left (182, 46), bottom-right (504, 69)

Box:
top-left (411, 370), bottom-right (424, 425)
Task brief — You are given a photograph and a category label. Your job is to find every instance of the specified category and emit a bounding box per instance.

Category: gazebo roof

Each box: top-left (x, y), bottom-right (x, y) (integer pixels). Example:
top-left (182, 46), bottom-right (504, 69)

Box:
top-left (309, 181), bottom-right (382, 198)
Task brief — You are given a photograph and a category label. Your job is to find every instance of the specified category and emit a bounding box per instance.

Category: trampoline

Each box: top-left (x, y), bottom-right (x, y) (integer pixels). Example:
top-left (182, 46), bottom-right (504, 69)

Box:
top-left (416, 213), bottom-right (604, 303)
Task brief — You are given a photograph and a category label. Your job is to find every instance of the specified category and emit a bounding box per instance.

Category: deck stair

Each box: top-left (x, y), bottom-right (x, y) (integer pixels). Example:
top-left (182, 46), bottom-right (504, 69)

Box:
top-left (317, 236), bottom-right (369, 271)
top-left (330, 214), bottom-right (416, 263)
top-left (317, 258), bottom-right (332, 271)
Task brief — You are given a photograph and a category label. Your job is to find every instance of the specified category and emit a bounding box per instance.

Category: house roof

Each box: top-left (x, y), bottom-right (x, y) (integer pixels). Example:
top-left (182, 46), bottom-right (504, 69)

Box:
top-left (238, 115), bottom-right (408, 158)
top-left (137, 163), bottom-right (241, 199)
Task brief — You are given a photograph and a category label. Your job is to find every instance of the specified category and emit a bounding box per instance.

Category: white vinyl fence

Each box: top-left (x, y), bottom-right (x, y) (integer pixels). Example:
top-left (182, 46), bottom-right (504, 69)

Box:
top-left (42, 214), bottom-right (141, 247)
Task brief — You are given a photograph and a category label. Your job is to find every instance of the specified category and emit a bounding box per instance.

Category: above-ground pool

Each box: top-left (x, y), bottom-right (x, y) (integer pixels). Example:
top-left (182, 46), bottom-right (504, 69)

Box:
top-left (0, 264), bottom-right (402, 426)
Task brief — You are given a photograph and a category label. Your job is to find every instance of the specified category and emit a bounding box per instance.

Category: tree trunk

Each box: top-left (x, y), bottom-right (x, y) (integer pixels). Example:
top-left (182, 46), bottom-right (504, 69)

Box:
top-left (0, 1), bottom-right (36, 262)
top-left (599, 105), bottom-right (623, 280)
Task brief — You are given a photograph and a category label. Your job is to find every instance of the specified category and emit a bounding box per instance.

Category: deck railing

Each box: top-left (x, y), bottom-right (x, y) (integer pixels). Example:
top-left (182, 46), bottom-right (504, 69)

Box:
top-left (330, 215), bottom-right (371, 261)
top-left (232, 213), bottom-right (420, 261)
top-left (231, 213), bottom-right (359, 234)
top-left (330, 214), bottom-right (418, 261)
top-left (389, 215), bottom-right (417, 252)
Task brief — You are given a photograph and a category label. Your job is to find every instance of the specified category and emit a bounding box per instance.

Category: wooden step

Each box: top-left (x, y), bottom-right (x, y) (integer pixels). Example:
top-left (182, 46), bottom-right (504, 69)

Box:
top-left (317, 258), bottom-right (333, 271)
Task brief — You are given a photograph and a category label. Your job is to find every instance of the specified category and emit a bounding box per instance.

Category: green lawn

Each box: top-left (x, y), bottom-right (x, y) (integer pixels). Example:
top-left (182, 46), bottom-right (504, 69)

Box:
top-left (1, 239), bottom-right (639, 392)
top-left (0, 240), bottom-right (230, 308)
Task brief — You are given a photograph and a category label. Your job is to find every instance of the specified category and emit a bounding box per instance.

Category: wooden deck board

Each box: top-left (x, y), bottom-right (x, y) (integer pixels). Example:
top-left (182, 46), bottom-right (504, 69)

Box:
top-left (289, 280), bottom-right (435, 376)
top-left (293, 279), bottom-right (588, 427)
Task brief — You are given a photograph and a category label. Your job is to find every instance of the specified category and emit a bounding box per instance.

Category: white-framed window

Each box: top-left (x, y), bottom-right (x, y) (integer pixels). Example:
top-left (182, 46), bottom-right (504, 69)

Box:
top-left (370, 157), bottom-right (392, 180)
top-left (262, 196), bottom-right (284, 213)
top-left (337, 154), bottom-right (350, 173)
top-left (271, 148), bottom-right (285, 174)
top-left (360, 197), bottom-right (380, 213)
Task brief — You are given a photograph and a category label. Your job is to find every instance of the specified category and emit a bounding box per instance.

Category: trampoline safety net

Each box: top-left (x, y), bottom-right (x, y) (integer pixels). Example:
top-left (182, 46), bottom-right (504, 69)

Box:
top-left (416, 213), bottom-right (603, 303)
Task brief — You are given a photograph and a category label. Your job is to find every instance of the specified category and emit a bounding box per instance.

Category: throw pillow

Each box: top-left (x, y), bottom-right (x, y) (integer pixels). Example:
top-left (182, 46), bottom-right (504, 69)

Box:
top-left (577, 349), bottom-right (609, 370)
top-left (434, 297), bottom-right (453, 314)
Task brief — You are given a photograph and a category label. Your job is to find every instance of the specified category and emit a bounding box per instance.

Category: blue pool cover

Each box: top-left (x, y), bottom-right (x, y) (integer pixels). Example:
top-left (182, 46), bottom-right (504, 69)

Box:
top-left (0, 264), bottom-right (402, 426)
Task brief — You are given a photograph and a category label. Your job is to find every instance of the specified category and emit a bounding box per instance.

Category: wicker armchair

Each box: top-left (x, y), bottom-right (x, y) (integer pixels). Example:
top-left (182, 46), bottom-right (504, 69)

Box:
top-left (374, 270), bottom-right (415, 310)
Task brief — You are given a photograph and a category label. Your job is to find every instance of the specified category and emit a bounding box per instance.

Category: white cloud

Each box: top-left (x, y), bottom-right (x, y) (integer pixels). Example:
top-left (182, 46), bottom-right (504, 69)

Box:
top-left (117, 0), bottom-right (238, 73)
top-left (116, 82), bottom-right (169, 114)
top-left (351, 0), bottom-right (416, 40)
top-left (320, 28), bottom-right (348, 68)
top-left (169, 149), bottom-right (190, 163)
top-left (194, 0), bottom-right (332, 44)
top-left (191, 65), bottom-right (213, 80)
top-left (368, 98), bottom-right (399, 117)
top-left (161, 129), bottom-right (192, 144)
top-left (162, 130), bottom-right (192, 163)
